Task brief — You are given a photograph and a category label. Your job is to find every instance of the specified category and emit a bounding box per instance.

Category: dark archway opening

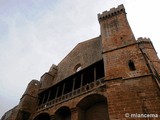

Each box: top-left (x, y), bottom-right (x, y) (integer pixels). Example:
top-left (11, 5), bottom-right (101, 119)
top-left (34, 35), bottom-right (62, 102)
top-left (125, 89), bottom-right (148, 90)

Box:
top-left (34, 113), bottom-right (50, 120)
top-left (55, 106), bottom-right (71, 120)
top-left (77, 94), bottom-right (109, 120)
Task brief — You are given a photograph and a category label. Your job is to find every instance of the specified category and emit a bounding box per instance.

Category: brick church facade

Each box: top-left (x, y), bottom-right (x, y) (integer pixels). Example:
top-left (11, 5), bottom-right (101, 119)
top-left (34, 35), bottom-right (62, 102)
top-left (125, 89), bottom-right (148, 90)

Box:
top-left (2, 4), bottom-right (160, 120)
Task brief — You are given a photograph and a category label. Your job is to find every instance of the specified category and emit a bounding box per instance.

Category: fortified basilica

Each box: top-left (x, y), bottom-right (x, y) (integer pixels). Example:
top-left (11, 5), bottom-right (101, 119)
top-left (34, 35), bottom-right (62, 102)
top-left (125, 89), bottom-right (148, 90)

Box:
top-left (2, 4), bottom-right (160, 120)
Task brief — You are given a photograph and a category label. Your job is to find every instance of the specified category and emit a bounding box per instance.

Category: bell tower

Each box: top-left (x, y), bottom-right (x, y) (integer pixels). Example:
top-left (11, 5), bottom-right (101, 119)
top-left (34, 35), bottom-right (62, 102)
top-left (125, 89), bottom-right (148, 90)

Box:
top-left (98, 4), bottom-right (149, 80)
top-left (98, 4), bottom-right (135, 52)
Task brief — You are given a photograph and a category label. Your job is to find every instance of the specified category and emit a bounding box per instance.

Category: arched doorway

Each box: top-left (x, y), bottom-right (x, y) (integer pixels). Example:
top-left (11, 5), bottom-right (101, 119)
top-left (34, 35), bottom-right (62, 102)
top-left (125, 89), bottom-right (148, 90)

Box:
top-left (33, 113), bottom-right (50, 120)
top-left (77, 94), bottom-right (109, 120)
top-left (55, 106), bottom-right (71, 120)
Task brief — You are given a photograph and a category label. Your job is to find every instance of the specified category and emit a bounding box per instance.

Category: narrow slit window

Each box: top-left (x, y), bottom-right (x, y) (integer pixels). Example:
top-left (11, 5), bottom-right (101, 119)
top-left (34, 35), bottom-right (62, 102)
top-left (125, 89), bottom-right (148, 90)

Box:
top-left (128, 60), bottom-right (136, 71)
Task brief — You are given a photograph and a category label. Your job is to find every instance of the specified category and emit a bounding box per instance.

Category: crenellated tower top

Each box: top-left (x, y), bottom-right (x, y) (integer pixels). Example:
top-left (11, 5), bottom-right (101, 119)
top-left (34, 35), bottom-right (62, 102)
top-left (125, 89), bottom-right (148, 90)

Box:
top-left (137, 37), bottom-right (151, 43)
top-left (98, 4), bottom-right (125, 21)
top-left (98, 4), bottom-right (135, 52)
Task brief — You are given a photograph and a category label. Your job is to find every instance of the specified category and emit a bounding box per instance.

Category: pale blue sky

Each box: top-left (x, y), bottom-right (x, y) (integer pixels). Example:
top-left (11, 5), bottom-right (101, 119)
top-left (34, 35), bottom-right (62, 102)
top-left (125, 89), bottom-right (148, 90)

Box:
top-left (0, 0), bottom-right (160, 117)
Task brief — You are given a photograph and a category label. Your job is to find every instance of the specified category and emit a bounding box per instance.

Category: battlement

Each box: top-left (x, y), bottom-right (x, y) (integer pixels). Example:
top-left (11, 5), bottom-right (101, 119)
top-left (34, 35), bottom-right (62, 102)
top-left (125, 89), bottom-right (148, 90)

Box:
top-left (98, 4), bottom-right (125, 21)
top-left (49, 64), bottom-right (57, 72)
top-left (28, 79), bottom-right (40, 86)
top-left (137, 37), bottom-right (151, 43)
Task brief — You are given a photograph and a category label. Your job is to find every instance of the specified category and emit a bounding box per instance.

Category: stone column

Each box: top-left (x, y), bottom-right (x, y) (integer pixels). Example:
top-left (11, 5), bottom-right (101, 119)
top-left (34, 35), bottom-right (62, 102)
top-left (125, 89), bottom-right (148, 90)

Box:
top-left (71, 107), bottom-right (78, 120)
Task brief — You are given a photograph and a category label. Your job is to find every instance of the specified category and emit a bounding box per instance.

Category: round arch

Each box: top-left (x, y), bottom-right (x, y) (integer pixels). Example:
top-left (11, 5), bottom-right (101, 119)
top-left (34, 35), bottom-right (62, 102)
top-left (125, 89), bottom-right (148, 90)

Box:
top-left (55, 106), bottom-right (71, 120)
top-left (33, 113), bottom-right (50, 120)
top-left (77, 94), bottom-right (109, 120)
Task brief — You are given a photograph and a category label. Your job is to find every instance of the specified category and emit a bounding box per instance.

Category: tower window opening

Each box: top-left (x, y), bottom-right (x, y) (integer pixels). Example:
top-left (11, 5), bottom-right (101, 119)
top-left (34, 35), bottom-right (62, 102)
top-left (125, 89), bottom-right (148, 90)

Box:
top-left (128, 60), bottom-right (136, 71)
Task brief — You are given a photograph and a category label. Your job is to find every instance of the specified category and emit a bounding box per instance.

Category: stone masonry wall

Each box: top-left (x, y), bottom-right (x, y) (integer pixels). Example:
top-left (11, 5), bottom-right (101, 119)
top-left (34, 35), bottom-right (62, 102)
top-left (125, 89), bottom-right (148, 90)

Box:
top-left (106, 76), bottom-right (160, 119)
top-left (55, 37), bottom-right (102, 83)
top-left (103, 44), bottom-right (149, 80)
top-left (32, 75), bottom-right (160, 120)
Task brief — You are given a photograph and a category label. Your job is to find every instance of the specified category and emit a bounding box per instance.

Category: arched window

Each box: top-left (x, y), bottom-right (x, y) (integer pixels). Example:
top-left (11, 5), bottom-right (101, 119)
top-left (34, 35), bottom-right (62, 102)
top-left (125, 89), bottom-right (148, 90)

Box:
top-left (74, 63), bottom-right (82, 72)
top-left (128, 60), bottom-right (136, 71)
